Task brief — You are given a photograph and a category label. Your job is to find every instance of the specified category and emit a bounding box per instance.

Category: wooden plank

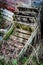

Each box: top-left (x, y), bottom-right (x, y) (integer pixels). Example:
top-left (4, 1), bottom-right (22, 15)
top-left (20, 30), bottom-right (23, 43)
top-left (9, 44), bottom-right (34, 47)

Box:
top-left (10, 35), bottom-right (27, 45)
top-left (16, 29), bottom-right (31, 35)
top-left (17, 7), bottom-right (38, 13)
top-left (15, 21), bottom-right (37, 28)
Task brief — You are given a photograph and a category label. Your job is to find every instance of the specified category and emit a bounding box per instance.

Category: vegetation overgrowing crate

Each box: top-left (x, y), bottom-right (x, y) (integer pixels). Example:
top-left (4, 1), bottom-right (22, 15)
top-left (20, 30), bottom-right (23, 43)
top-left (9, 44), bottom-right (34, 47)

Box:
top-left (0, 7), bottom-right (40, 65)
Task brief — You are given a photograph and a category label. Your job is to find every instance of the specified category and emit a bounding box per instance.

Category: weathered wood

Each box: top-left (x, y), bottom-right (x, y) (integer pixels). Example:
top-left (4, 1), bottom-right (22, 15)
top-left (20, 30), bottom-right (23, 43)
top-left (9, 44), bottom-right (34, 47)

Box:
top-left (18, 26), bottom-right (39, 60)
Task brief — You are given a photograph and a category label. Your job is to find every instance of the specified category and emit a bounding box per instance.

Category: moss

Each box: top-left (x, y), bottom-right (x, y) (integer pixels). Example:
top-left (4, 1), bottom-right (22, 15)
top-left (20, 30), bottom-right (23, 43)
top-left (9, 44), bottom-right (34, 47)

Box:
top-left (15, 22), bottom-right (34, 32)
